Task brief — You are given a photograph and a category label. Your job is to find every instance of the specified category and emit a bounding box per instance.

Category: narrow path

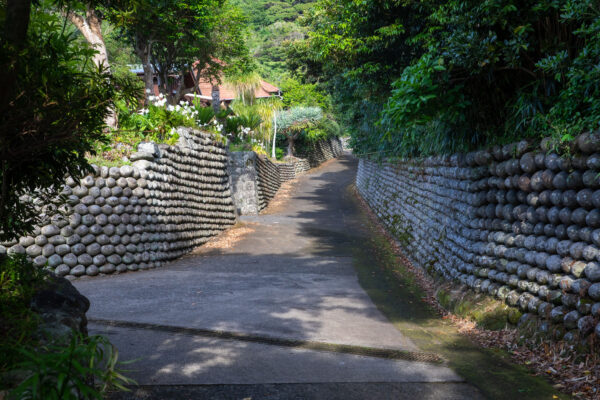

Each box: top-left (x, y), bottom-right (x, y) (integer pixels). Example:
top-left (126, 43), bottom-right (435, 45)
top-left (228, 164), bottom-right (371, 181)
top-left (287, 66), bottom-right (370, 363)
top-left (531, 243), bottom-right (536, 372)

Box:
top-left (75, 155), bottom-right (483, 399)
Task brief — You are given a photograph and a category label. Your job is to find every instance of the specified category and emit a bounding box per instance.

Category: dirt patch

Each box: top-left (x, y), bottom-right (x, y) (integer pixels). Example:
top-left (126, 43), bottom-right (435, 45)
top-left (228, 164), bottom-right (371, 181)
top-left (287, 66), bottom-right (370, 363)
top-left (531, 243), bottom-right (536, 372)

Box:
top-left (191, 222), bottom-right (256, 254)
top-left (260, 180), bottom-right (298, 215)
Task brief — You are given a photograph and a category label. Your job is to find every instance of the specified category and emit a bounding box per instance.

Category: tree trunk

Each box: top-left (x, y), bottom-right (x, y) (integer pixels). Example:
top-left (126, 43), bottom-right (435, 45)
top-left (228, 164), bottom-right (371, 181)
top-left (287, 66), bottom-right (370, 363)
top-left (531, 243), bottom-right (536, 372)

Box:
top-left (67, 6), bottom-right (109, 69)
top-left (287, 136), bottom-right (295, 157)
top-left (1, 0), bottom-right (32, 113)
top-left (68, 5), bottom-right (116, 129)
top-left (134, 36), bottom-right (154, 104)
top-left (211, 85), bottom-right (221, 115)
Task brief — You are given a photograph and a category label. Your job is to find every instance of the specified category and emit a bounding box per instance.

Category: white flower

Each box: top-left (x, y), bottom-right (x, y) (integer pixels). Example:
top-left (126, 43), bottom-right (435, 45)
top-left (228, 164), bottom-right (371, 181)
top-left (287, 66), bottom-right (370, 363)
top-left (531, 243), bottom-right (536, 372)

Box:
top-left (167, 105), bottom-right (175, 111)
top-left (145, 88), bottom-right (151, 94)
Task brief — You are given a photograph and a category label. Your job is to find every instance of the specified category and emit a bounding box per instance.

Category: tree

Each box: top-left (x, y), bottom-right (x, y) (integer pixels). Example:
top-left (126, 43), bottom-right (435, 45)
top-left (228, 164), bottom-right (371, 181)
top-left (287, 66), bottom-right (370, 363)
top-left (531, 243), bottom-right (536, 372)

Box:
top-left (64, 2), bottom-right (118, 128)
top-left (108, 0), bottom-right (250, 105)
top-left (0, 1), bottom-right (136, 240)
top-left (275, 106), bottom-right (322, 157)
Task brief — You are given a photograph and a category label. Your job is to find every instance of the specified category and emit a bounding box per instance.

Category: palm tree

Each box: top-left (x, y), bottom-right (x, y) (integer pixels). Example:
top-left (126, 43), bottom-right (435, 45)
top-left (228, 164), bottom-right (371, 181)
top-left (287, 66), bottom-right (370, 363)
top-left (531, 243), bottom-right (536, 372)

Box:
top-left (226, 71), bottom-right (262, 105)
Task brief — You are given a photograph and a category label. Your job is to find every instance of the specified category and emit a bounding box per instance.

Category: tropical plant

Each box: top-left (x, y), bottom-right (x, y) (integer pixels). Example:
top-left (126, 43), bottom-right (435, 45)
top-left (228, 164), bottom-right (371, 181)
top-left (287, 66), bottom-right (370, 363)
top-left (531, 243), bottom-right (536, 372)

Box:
top-left (10, 333), bottom-right (135, 400)
top-left (0, 1), bottom-right (138, 241)
top-left (276, 106), bottom-right (323, 156)
top-left (298, 0), bottom-right (600, 158)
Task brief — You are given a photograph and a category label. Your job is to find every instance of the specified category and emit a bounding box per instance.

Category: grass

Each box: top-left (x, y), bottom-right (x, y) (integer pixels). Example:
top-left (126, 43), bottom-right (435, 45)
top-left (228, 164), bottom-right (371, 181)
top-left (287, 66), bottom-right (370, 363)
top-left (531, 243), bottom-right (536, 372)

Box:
top-left (345, 185), bottom-right (568, 400)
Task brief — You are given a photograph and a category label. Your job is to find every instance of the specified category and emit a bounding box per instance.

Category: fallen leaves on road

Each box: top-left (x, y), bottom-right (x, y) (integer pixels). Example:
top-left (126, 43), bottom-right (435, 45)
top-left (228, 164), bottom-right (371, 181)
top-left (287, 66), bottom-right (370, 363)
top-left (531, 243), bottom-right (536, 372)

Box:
top-left (353, 185), bottom-right (600, 400)
top-left (192, 223), bottom-right (256, 253)
top-left (261, 180), bottom-right (297, 214)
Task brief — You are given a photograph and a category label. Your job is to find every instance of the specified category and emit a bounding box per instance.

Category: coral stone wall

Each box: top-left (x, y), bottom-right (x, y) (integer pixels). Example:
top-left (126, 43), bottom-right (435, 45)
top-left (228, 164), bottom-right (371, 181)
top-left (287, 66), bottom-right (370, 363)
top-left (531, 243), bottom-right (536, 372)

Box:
top-left (0, 128), bottom-right (235, 279)
top-left (300, 138), bottom-right (344, 167)
top-left (228, 151), bottom-right (260, 215)
top-left (277, 138), bottom-right (343, 182)
top-left (256, 155), bottom-right (282, 211)
top-left (357, 135), bottom-right (600, 341)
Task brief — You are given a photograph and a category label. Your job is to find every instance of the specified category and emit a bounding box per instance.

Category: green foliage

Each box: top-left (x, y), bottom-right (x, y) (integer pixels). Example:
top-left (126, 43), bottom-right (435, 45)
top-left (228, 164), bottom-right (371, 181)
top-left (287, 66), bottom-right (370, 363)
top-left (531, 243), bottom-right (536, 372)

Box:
top-left (276, 106), bottom-right (323, 132)
top-left (0, 256), bottom-right (45, 378)
top-left (306, 117), bottom-right (341, 141)
top-left (107, 0), bottom-right (250, 104)
top-left (194, 104), bottom-right (216, 126)
top-left (275, 147), bottom-right (285, 160)
top-left (230, 0), bottom-right (315, 81)
top-left (280, 77), bottom-right (331, 110)
top-left (0, 3), bottom-right (138, 240)
top-left (300, 0), bottom-right (600, 158)
top-left (10, 333), bottom-right (135, 400)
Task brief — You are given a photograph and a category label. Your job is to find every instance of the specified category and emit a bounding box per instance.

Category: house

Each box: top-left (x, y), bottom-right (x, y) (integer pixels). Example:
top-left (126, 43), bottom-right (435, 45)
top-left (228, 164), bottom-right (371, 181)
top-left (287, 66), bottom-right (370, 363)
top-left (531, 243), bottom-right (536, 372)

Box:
top-left (130, 63), bottom-right (281, 106)
top-left (184, 76), bottom-right (281, 107)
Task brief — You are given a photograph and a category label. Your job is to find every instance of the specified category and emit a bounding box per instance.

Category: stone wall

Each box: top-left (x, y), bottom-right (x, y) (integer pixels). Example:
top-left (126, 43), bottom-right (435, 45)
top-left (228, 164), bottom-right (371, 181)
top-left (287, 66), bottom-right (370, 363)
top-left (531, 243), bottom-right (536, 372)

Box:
top-left (357, 134), bottom-right (600, 341)
top-left (256, 155), bottom-right (282, 211)
top-left (300, 138), bottom-right (344, 167)
top-left (278, 138), bottom-right (343, 182)
top-left (1, 128), bottom-right (235, 279)
top-left (228, 151), bottom-right (260, 215)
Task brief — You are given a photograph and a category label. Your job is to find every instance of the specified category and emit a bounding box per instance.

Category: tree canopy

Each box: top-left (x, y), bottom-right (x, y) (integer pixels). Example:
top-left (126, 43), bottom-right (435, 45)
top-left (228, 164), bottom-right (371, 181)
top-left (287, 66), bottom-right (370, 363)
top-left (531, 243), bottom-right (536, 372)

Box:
top-left (292, 0), bottom-right (600, 158)
top-left (0, 0), bottom-right (136, 240)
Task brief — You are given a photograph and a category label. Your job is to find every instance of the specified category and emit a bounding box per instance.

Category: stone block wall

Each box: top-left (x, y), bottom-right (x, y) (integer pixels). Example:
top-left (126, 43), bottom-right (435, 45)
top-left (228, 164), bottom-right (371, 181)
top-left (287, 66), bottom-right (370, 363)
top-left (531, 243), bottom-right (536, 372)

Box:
top-left (277, 138), bottom-right (343, 182)
top-left (357, 134), bottom-right (600, 341)
top-left (1, 128), bottom-right (235, 279)
top-left (256, 155), bottom-right (282, 211)
top-left (228, 151), bottom-right (260, 215)
top-left (300, 138), bottom-right (344, 167)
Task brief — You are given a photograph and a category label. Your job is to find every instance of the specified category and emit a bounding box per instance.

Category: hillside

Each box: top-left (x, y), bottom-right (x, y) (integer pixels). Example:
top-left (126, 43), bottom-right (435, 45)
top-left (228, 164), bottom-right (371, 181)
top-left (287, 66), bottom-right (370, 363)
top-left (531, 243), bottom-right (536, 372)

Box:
top-left (231, 0), bottom-right (316, 83)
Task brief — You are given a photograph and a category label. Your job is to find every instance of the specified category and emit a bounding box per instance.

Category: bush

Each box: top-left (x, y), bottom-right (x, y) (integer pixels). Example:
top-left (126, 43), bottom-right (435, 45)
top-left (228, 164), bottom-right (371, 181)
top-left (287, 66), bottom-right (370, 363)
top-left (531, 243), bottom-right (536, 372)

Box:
top-left (10, 334), bottom-right (134, 400)
top-left (0, 255), bottom-right (45, 379)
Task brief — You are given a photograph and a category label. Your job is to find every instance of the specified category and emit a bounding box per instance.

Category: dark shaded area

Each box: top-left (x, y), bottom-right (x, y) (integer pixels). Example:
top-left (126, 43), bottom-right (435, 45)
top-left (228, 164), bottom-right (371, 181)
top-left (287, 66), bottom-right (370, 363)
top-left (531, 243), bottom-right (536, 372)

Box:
top-left (108, 382), bottom-right (483, 400)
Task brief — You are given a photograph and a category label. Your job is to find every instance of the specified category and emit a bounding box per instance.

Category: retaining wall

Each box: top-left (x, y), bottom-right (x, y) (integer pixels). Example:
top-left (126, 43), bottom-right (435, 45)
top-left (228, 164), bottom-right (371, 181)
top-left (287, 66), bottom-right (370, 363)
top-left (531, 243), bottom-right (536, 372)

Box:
top-left (299, 138), bottom-right (344, 167)
top-left (1, 128), bottom-right (235, 279)
top-left (357, 134), bottom-right (600, 341)
top-left (229, 138), bottom-right (344, 215)
top-left (228, 151), bottom-right (260, 215)
top-left (256, 155), bottom-right (282, 211)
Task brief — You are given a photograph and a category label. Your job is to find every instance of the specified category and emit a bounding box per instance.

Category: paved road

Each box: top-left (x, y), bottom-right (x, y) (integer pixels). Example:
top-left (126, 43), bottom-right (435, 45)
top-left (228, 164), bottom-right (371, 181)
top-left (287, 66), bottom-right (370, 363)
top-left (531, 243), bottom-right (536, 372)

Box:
top-left (75, 154), bottom-right (483, 399)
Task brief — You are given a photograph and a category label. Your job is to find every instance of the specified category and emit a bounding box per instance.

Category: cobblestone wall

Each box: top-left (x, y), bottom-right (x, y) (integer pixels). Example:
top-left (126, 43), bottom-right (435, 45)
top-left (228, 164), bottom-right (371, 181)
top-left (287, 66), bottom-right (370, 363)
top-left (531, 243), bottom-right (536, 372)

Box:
top-left (357, 134), bottom-right (600, 341)
top-left (1, 128), bottom-right (235, 279)
top-left (256, 155), bottom-right (281, 211)
top-left (278, 138), bottom-right (343, 181)
top-left (300, 138), bottom-right (344, 167)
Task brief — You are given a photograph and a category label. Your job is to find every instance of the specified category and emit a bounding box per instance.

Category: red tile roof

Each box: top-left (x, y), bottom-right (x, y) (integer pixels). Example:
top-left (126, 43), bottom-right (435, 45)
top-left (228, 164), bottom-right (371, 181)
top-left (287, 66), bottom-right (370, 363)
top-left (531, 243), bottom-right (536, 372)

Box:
top-left (193, 77), bottom-right (279, 101)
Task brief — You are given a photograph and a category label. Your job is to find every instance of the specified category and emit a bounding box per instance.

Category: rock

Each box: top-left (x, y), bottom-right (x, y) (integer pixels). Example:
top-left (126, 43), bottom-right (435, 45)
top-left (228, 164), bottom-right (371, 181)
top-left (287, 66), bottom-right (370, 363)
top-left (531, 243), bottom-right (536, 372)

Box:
top-left (588, 283), bottom-right (600, 300)
top-left (32, 255), bottom-right (47, 267)
top-left (30, 274), bottom-right (90, 339)
top-left (26, 244), bottom-right (42, 257)
top-left (584, 261), bottom-right (600, 281)
top-left (86, 265), bottom-right (99, 276)
top-left (54, 264), bottom-right (70, 277)
top-left (563, 310), bottom-right (581, 329)
top-left (77, 254), bottom-right (93, 266)
top-left (577, 315), bottom-right (596, 337)
top-left (41, 224), bottom-right (60, 237)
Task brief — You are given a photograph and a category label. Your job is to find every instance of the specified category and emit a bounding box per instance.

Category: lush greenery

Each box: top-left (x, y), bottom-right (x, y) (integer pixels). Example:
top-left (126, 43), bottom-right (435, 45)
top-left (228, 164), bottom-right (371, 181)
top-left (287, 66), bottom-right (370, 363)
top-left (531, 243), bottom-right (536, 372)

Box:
top-left (0, 1), bottom-right (139, 241)
top-left (0, 255), bottom-right (45, 379)
top-left (0, 255), bottom-right (132, 397)
top-left (293, 0), bottom-right (600, 157)
top-left (107, 0), bottom-right (250, 105)
top-left (230, 0), bottom-right (315, 81)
